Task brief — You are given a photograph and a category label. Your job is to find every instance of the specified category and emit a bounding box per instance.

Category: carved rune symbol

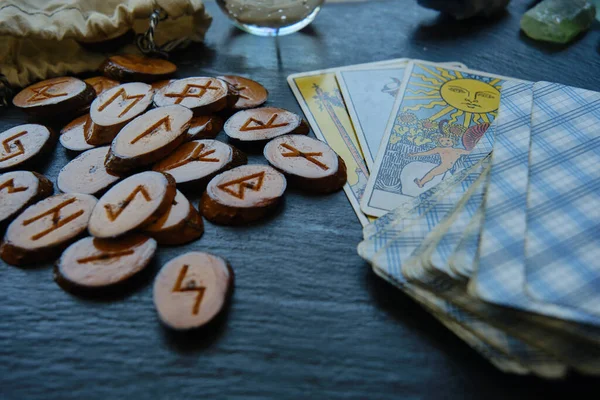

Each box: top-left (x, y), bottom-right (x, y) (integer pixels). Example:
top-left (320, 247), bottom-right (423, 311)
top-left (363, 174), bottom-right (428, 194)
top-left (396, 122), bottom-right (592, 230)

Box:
top-left (23, 198), bottom-right (84, 241)
top-left (130, 116), bottom-right (171, 144)
top-left (26, 80), bottom-right (69, 103)
top-left (280, 143), bottom-right (329, 170)
top-left (165, 81), bottom-right (220, 104)
top-left (217, 172), bottom-right (265, 200)
top-left (231, 84), bottom-right (249, 100)
top-left (0, 131), bottom-right (27, 163)
top-left (173, 265), bottom-right (206, 315)
top-left (0, 179), bottom-right (28, 194)
top-left (240, 114), bottom-right (289, 131)
top-left (104, 185), bottom-right (152, 221)
top-left (97, 87), bottom-right (145, 118)
top-left (76, 250), bottom-right (135, 264)
top-left (163, 143), bottom-right (220, 170)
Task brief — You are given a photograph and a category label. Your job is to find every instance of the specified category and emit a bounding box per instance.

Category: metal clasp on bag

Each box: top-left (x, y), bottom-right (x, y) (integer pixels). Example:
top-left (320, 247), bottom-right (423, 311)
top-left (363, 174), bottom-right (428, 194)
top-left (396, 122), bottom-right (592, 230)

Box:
top-left (136, 8), bottom-right (189, 59)
top-left (0, 74), bottom-right (12, 107)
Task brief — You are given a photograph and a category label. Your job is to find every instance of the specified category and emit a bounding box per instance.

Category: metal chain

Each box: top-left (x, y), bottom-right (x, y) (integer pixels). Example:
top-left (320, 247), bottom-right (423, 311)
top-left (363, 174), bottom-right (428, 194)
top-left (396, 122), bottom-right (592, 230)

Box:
top-left (0, 74), bottom-right (12, 107)
top-left (136, 8), bottom-right (180, 59)
top-left (1, 8), bottom-right (186, 106)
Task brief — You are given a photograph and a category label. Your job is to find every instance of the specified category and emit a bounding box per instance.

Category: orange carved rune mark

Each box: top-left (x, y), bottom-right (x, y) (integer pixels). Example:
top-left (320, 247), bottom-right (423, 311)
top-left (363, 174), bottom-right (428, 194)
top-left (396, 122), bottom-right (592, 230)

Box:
top-left (97, 87), bottom-right (145, 118)
top-left (232, 84), bottom-right (249, 100)
top-left (165, 81), bottom-right (220, 104)
top-left (172, 264), bottom-right (206, 315)
top-left (130, 116), bottom-right (171, 144)
top-left (217, 172), bottom-right (265, 200)
top-left (280, 143), bottom-right (329, 171)
top-left (76, 249), bottom-right (135, 264)
top-left (163, 143), bottom-right (220, 170)
top-left (104, 185), bottom-right (152, 221)
top-left (0, 178), bottom-right (28, 194)
top-left (0, 131), bottom-right (27, 163)
top-left (22, 198), bottom-right (84, 241)
top-left (240, 114), bottom-right (289, 131)
top-left (26, 80), bottom-right (69, 103)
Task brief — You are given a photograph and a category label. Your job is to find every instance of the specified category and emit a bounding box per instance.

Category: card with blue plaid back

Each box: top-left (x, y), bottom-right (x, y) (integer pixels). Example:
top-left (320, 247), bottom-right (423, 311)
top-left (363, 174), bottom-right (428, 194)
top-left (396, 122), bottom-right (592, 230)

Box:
top-left (470, 81), bottom-right (600, 327)
top-left (523, 82), bottom-right (600, 315)
top-left (400, 164), bottom-right (491, 287)
top-left (417, 168), bottom-right (488, 283)
top-left (358, 164), bottom-right (485, 263)
top-left (371, 255), bottom-right (567, 378)
top-left (448, 204), bottom-right (484, 280)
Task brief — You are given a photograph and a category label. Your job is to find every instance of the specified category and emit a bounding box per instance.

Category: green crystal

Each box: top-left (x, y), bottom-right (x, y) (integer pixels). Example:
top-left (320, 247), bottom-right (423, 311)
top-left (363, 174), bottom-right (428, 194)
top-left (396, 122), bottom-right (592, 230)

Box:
top-left (592, 0), bottom-right (600, 21)
top-left (520, 0), bottom-right (597, 44)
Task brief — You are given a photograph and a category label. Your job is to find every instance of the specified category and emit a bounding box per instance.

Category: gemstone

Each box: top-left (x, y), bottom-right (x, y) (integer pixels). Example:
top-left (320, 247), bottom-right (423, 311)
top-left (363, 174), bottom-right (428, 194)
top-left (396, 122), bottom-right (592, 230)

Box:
top-left (520, 0), bottom-right (597, 44)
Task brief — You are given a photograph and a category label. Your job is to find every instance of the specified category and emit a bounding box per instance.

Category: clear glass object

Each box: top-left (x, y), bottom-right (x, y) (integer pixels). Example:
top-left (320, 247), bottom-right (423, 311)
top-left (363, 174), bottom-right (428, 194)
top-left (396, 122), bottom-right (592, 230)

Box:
top-left (217, 0), bottom-right (324, 36)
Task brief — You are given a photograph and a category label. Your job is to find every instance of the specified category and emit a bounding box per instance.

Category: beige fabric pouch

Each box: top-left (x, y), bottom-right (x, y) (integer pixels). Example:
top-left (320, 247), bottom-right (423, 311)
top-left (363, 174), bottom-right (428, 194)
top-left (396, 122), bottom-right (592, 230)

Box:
top-left (0, 0), bottom-right (212, 104)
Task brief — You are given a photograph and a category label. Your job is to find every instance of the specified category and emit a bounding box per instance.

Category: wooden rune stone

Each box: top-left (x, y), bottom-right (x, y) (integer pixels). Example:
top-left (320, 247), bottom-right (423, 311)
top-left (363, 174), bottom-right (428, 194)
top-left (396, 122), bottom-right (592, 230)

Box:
top-left (264, 134), bottom-right (347, 193)
top-left (0, 171), bottom-right (53, 227)
top-left (152, 140), bottom-right (247, 187)
top-left (13, 77), bottom-right (96, 118)
top-left (200, 165), bottom-right (287, 225)
top-left (0, 124), bottom-right (52, 171)
top-left (105, 105), bottom-right (193, 173)
top-left (0, 193), bottom-right (97, 266)
top-left (224, 107), bottom-right (309, 143)
top-left (153, 252), bottom-right (234, 330)
top-left (101, 55), bottom-right (177, 82)
top-left (54, 234), bottom-right (157, 293)
top-left (87, 171), bottom-right (176, 239)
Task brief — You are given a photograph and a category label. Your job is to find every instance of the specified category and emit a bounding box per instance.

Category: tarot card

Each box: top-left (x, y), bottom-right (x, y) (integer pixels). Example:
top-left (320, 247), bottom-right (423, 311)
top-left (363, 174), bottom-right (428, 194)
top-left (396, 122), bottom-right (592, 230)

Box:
top-left (361, 61), bottom-right (515, 217)
top-left (288, 70), bottom-right (371, 226)
top-left (336, 62), bottom-right (466, 169)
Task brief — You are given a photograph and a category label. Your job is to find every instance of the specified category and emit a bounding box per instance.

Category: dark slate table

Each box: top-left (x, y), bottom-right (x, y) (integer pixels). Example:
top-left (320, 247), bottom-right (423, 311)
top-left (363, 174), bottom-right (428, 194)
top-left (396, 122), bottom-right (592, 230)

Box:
top-left (1, 1), bottom-right (599, 398)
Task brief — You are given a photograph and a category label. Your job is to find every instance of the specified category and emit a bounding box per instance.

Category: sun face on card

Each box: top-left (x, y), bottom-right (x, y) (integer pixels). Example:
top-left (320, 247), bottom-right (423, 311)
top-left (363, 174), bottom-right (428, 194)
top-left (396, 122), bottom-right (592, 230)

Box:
top-left (404, 66), bottom-right (502, 126)
top-left (440, 79), bottom-right (500, 114)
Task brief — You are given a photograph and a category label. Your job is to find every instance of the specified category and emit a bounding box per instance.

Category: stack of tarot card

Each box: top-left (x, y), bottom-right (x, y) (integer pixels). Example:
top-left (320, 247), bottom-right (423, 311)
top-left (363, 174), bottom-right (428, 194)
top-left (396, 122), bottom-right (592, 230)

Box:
top-left (288, 59), bottom-right (600, 378)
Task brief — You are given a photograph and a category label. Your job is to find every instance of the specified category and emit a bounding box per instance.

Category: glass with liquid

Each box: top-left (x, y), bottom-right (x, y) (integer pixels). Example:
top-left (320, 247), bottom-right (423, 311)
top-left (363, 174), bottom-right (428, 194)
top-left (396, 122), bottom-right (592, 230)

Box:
top-left (217, 0), bottom-right (324, 36)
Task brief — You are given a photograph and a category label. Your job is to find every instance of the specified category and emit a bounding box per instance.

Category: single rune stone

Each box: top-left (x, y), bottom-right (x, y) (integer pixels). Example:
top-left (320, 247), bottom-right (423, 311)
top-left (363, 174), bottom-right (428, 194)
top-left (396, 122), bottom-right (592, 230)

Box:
top-left (54, 234), bottom-right (157, 294)
top-left (417, 0), bottom-right (510, 19)
top-left (521, 0), bottom-right (596, 44)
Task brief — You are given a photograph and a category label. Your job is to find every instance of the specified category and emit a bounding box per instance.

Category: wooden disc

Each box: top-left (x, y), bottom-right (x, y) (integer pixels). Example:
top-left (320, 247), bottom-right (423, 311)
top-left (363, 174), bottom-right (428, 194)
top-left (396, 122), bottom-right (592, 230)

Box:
top-left (151, 79), bottom-right (175, 91)
top-left (224, 107), bottom-right (309, 143)
top-left (152, 140), bottom-right (247, 187)
top-left (84, 77), bottom-right (121, 96)
top-left (186, 115), bottom-right (224, 141)
top-left (0, 124), bottom-right (52, 171)
top-left (57, 146), bottom-right (121, 196)
top-left (218, 75), bottom-right (268, 109)
top-left (200, 165), bottom-right (286, 225)
top-left (13, 77), bottom-right (95, 117)
top-left (144, 190), bottom-right (204, 245)
top-left (87, 82), bottom-right (154, 145)
top-left (59, 115), bottom-right (95, 152)
top-left (0, 171), bottom-right (54, 226)
top-left (105, 105), bottom-right (193, 173)
top-left (0, 193), bottom-right (97, 266)
top-left (153, 77), bottom-right (231, 114)
top-left (264, 135), bottom-right (347, 193)
top-left (153, 252), bottom-right (234, 330)
top-left (101, 54), bottom-right (177, 82)
top-left (55, 234), bottom-right (157, 292)
top-left (88, 171), bottom-right (176, 239)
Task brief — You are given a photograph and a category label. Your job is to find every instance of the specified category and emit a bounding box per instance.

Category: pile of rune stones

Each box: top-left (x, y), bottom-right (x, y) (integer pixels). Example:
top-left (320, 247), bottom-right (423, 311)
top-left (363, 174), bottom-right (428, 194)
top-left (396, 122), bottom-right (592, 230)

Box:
top-left (0, 54), bottom-right (347, 330)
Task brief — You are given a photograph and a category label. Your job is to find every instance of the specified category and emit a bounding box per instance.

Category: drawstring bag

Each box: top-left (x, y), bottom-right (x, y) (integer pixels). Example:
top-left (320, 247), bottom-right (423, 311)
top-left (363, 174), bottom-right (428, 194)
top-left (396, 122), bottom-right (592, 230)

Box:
top-left (0, 0), bottom-right (212, 105)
